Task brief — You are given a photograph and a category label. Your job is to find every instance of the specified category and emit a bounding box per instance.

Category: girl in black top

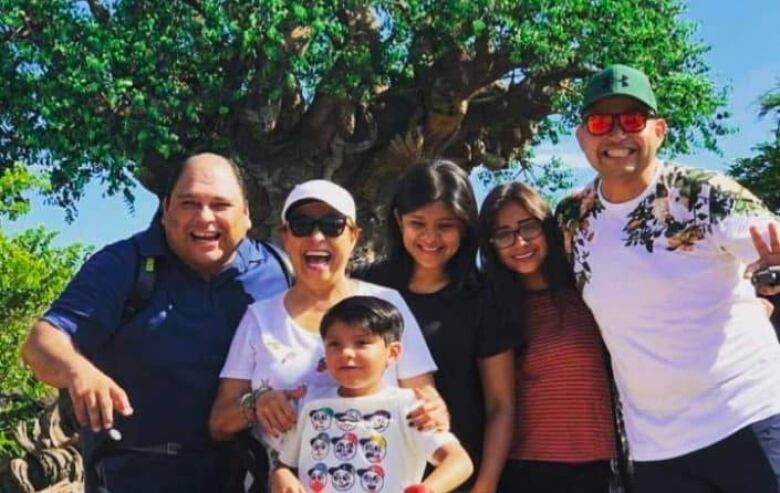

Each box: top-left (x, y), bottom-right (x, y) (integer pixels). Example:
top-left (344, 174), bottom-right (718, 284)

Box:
top-left (358, 159), bottom-right (515, 493)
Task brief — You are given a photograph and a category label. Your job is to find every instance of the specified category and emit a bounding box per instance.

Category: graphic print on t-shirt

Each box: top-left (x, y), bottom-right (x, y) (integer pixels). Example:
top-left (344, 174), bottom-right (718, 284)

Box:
top-left (300, 405), bottom-right (394, 491)
top-left (329, 463), bottom-right (357, 491)
top-left (363, 410), bottom-right (391, 432)
top-left (359, 434), bottom-right (387, 463)
top-left (335, 409), bottom-right (362, 431)
top-left (310, 407), bottom-right (335, 431)
top-left (310, 432), bottom-right (331, 460)
top-left (331, 432), bottom-right (359, 461)
top-left (357, 464), bottom-right (385, 492)
top-left (282, 386), bottom-right (457, 493)
top-left (307, 463), bottom-right (330, 492)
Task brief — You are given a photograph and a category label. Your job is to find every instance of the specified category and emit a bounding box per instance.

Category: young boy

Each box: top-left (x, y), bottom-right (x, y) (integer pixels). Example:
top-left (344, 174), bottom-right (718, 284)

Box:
top-left (271, 296), bottom-right (473, 493)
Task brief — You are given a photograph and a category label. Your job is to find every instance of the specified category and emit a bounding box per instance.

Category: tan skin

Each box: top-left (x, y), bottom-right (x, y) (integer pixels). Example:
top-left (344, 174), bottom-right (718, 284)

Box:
top-left (575, 96), bottom-right (667, 204)
top-left (576, 96), bottom-right (780, 296)
top-left (22, 154), bottom-right (250, 432)
top-left (209, 201), bottom-right (448, 442)
top-left (396, 200), bottom-right (515, 493)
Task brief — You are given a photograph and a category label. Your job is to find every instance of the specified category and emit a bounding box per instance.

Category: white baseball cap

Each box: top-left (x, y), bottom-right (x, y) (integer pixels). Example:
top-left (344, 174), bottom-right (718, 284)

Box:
top-left (281, 179), bottom-right (357, 221)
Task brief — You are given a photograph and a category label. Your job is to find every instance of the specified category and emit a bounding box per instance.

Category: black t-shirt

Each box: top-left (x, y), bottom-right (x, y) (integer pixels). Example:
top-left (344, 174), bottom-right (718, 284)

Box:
top-left (356, 261), bottom-right (512, 480)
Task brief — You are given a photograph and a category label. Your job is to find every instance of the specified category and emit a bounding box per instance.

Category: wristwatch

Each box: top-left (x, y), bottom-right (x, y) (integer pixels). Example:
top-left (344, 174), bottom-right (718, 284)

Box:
top-left (239, 391), bottom-right (257, 424)
top-left (239, 385), bottom-right (274, 424)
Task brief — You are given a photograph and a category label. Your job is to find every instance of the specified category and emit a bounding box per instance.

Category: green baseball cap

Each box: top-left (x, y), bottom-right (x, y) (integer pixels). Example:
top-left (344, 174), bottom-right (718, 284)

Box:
top-left (582, 64), bottom-right (658, 114)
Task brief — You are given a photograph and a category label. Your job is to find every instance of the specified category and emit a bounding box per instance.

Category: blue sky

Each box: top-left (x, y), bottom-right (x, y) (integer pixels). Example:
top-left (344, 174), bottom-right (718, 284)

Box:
top-left (6, 0), bottom-right (780, 248)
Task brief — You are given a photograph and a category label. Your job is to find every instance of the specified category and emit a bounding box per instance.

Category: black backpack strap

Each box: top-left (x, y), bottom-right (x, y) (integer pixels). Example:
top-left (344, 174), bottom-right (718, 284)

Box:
top-left (260, 239), bottom-right (294, 287)
top-left (120, 238), bottom-right (161, 326)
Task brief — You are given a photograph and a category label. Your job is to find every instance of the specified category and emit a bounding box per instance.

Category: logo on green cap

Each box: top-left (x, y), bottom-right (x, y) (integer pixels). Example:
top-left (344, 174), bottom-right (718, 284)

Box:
top-left (583, 64), bottom-right (658, 114)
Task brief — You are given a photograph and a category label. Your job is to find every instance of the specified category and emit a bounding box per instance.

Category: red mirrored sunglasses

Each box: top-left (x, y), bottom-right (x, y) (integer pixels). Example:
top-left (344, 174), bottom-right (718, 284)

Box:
top-left (584, 111), bottom-right (655, 136)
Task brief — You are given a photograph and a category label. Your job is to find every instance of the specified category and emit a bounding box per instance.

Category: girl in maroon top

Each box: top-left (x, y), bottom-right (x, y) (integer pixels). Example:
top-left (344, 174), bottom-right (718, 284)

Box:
top-left (478, 182), bottom-right (619, 493)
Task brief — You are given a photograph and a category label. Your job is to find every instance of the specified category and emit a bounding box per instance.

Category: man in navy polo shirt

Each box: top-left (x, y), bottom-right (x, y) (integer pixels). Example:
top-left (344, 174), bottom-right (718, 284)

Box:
top-left (22, 153), bottom-right (289, 492)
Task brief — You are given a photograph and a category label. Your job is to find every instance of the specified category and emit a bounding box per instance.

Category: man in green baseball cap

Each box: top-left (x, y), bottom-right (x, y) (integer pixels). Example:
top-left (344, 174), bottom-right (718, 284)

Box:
top-left (556, 65), bottom-right (780, 493)
top-left (575, 64), bottom-right (666, 202)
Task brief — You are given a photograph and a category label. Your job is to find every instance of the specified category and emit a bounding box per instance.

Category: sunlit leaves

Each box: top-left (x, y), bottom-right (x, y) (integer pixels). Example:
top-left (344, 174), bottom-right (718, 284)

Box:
top-left (0, 0), bottom-right (725, 213)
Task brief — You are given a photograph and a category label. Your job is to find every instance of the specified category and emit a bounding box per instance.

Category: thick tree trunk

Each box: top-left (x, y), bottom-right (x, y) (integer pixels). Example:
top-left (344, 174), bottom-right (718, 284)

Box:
top-left (0, 396), bottom-right (82, 493)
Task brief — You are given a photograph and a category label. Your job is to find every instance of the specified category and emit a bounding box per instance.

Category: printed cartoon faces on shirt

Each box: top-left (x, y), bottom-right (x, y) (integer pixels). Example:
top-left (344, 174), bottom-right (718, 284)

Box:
top-left (357, 465), bottom-right (385, 492)
top-left (310, 407), bottom-right (334, 431)
top-left (359, 434), bottom-right (387, 463)
top-left (335, 408), bottom-right (362, 431)
top-left (307, 463), bottom-right (330, 493)
top-left (310, 432), bottom-right (331, 461)
top-left (331, 432), bottom-right (358, 461)
top-left (363, 410), bottom-right (391, 432)
top-left (329, 463), bottom-right (357, 491)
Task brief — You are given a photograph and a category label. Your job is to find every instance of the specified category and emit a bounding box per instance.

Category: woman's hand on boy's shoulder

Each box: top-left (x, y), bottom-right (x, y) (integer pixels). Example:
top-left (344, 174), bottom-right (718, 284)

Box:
top-left (406, 385), bottom-right (450, 431)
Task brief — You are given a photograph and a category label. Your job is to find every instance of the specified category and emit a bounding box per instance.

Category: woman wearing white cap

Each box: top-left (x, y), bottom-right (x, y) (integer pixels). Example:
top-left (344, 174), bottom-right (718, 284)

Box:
top-left (209, 180), bottom-right (443, 484)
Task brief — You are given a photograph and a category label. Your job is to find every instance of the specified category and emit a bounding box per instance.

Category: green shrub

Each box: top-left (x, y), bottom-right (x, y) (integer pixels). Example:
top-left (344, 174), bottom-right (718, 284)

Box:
top-left (0, 227), bottom-right (91, 459)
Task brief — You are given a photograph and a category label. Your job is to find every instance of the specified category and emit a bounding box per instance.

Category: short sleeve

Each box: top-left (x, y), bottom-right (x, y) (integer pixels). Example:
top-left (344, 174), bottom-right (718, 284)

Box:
top-left (383, 290), bottom-right (438, 379)
top-left (478, 291), bottom-right (525, 354)
top-left (42, 242), bottom-right (136, 356)
top-left (708, 175), bottom-right (780, 264)
top-left (474, 295), bottom-right (516, 359)
top-left (277, 403), bottom-right (305, 468)
top-left (219, 307), bottom-right (261, 381)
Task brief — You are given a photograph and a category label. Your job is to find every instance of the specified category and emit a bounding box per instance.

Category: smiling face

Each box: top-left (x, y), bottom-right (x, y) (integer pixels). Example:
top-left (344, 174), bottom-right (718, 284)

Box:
top-left (162, 155), bottom-right (251, 279)
top-left (576, 96), bottom-right (667, 202)
top-left (281, 201), bottom-right (358, 289)
top-left (323, 321), bottom-right (400, 397)
top-left (397, 200), bottom-right (463, 277)
top-left (493, 201), bottom-right (548, 289)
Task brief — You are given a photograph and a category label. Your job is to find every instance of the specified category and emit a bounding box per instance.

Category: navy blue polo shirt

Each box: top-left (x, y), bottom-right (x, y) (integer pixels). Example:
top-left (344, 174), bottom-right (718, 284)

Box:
top-left (43, 218), bottom-right (288, 492)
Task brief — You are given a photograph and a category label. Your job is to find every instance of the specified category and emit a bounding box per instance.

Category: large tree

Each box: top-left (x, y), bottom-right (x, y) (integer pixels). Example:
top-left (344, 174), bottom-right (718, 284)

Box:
top-left (1, 0), bottom-right (727, 243)
top-left (730, 82), bottom-right (780, 213)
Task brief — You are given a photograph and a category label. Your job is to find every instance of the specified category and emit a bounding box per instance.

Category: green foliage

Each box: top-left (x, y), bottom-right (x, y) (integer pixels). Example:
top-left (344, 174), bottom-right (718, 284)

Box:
top-left (1, 0), bottom-right (725, 213)
top-left (0, 228), bottom-right (90, 458)
top-left (0, 163), bottom-right (47, 222)
top-left (729, 81), bottom-right (780, 213)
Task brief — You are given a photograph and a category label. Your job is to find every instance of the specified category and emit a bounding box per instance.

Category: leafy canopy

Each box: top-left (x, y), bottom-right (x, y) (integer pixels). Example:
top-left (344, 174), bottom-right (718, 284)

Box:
top-left (1, 0), bottom-right (727, 215)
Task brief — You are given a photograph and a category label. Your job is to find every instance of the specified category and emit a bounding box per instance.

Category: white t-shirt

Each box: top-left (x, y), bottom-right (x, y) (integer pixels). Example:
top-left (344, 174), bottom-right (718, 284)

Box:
top-left (278, 385), bottom-right (457, 493)
top-left (220, 280), bottom-right (438, 449)
top-left (557, 161), bottom-right (780, 461)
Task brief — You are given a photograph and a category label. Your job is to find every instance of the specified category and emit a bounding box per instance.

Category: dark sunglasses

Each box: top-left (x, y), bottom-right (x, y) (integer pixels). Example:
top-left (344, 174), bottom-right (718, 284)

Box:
top-left (287, 214), bottom-right (349, 238)
top-left (584, 111), bottom-right (655, 136)
top-left (490, 218), bottom-right (544, 249)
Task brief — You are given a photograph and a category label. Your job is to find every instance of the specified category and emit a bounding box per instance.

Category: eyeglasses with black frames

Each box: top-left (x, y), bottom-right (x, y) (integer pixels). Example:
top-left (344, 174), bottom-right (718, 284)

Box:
top-left (490, 218), bottom-right (544, 249)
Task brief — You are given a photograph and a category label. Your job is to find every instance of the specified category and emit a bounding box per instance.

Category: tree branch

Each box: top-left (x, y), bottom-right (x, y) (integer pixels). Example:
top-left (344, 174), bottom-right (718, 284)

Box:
top-left (85, 0), bottom-right (110, 24)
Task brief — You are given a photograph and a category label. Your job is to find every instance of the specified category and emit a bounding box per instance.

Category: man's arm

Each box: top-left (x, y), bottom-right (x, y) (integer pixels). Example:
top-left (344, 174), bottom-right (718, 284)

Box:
top-left (22, 320), bottom-right (132, 431)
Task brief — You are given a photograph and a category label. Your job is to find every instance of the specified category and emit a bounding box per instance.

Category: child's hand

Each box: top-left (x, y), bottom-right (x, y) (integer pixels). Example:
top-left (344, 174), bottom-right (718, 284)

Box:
top-left (271, 467), bottom-right (306, 493)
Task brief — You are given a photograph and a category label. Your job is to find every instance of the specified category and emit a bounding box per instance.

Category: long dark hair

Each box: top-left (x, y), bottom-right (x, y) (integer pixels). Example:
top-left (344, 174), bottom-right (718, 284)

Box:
top-left (382, 159), bottom-right (480, 293)
top-left (478, 182), bottom-right (575, 333)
